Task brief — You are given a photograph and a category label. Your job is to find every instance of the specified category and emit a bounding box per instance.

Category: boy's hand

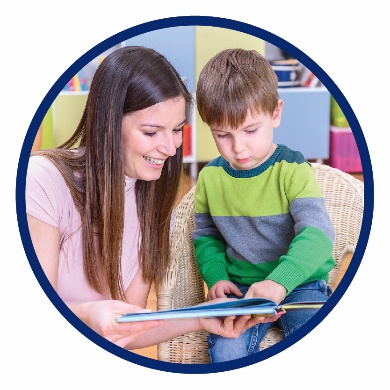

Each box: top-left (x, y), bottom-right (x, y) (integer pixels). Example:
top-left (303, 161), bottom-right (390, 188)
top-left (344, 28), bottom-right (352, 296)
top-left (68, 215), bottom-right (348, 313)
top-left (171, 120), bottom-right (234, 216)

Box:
top-left (207, 280), bottom-right (243, 301)
top-left (245, 280), bottom-right (287, 305)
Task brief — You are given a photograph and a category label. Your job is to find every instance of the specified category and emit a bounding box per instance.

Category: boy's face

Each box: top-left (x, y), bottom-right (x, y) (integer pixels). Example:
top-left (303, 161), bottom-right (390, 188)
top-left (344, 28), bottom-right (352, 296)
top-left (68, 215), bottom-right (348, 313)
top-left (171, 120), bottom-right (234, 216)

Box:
top-left (210, 99), bottom-right (283, 171)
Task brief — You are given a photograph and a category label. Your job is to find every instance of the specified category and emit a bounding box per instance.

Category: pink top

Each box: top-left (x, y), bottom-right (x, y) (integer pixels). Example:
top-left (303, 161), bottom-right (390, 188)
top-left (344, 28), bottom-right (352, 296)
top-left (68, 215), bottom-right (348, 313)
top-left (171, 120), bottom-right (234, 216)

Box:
top-left (26, 156), bottom-right (140, 304)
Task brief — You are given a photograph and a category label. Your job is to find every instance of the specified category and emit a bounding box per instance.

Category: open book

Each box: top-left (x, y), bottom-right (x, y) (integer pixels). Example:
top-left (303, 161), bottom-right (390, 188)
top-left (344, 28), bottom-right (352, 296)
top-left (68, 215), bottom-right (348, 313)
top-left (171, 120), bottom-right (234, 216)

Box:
top-left (116, 297), bottom-right (325, 323)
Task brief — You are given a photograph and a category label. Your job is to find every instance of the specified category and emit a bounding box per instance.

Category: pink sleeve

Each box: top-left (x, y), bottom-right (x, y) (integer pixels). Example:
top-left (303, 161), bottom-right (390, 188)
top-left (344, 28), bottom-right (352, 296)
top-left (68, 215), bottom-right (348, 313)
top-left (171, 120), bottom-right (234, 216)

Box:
top-left (26, 156), bottom-right (62, 227)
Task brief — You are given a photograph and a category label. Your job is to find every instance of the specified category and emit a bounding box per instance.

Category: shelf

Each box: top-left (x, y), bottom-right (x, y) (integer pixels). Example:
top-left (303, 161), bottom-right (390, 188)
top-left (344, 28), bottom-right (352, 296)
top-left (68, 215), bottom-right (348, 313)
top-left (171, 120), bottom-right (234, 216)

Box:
top-left (59, 91), bottom-right (89, 96)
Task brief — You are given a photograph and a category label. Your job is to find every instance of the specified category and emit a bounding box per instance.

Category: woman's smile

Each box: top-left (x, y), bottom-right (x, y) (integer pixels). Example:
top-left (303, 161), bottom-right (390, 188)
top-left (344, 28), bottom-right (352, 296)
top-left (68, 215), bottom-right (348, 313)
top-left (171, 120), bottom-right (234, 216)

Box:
top-left (143, 156), bottom-right (166, 166)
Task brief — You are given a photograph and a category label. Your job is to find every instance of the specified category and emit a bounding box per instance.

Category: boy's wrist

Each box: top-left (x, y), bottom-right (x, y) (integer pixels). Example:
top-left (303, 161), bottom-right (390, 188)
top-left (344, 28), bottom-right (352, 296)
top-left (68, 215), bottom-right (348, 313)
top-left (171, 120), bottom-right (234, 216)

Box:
top-left (203, 270), bottom-right (230, 290)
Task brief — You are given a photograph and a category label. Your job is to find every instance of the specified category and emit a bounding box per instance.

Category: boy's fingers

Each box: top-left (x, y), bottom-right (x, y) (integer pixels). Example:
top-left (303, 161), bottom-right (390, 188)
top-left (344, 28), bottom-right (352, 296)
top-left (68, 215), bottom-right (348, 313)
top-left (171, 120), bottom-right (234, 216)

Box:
top-left (231, 285), bottom-right (243, 296)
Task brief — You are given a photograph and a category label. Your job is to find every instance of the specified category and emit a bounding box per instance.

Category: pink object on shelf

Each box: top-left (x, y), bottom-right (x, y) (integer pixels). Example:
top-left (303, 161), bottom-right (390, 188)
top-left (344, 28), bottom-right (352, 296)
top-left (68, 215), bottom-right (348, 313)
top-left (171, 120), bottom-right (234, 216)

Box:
top-left (329, 126), bottom-right (362, 173)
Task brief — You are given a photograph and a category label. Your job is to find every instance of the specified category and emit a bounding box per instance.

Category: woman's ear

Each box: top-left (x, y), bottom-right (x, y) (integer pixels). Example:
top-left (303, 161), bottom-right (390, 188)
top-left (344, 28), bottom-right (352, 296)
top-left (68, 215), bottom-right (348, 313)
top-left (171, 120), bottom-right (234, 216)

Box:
top-left (272, 99), bottom-right (284, 128)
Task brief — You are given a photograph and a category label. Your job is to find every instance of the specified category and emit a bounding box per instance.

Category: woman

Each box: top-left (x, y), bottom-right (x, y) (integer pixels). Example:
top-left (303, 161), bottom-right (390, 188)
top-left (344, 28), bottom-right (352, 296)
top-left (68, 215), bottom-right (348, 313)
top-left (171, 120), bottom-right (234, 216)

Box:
top-left (26, 46), bottom-right (262, 350)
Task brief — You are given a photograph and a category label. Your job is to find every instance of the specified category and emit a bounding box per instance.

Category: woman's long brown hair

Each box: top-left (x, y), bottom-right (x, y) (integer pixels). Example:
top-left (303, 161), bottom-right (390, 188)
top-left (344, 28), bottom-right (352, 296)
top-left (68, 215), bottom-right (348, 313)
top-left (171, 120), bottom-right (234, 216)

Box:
top-left (33, 46), bottom-right (192, 301)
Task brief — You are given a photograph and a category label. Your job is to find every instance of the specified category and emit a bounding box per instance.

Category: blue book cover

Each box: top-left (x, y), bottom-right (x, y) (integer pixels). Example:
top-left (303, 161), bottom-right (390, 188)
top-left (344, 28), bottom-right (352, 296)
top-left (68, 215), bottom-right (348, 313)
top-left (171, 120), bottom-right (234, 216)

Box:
top-left (116, 298), bottom-right (325, 322)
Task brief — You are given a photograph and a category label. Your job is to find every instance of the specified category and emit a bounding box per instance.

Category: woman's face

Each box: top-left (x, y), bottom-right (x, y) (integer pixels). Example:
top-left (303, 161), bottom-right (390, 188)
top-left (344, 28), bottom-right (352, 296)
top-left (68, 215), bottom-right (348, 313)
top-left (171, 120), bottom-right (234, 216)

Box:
top-left (121, 97), bottom-right (186, 181)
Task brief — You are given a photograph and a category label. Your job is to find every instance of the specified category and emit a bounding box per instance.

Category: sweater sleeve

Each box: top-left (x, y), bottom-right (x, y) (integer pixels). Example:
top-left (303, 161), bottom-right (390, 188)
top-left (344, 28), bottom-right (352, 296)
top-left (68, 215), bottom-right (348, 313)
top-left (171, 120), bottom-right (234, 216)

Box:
top-left (192, 173), bottom-right (230, 289)
top-left (265, 162), bottom-right (335, 293)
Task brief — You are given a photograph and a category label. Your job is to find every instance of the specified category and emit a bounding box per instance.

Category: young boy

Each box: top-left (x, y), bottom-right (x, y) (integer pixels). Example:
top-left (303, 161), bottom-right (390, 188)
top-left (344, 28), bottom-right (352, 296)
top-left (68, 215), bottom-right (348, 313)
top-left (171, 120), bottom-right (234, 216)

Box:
top-left (193, 48), bottom-right (335, 363)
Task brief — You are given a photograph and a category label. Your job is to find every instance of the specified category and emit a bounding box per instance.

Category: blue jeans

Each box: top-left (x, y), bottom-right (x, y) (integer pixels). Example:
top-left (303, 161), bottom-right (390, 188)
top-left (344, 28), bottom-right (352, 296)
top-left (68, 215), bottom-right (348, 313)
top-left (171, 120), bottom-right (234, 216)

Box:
top-left (207, 280), bottom-right (332, 363)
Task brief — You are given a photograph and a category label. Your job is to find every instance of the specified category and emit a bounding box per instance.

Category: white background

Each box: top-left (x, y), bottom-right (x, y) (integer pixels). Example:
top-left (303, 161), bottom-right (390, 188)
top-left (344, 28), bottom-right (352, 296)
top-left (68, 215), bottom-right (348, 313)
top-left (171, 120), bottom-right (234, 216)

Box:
top-left (2, 1), bottom-right (387, 388)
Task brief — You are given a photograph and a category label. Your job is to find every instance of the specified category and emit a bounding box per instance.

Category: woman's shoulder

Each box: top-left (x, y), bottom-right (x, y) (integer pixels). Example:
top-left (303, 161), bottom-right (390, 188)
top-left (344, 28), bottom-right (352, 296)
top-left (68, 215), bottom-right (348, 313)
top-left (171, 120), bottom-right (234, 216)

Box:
top-left (28, 154), bottom-right (61, 176)
top-left (27, 154), bottom-right (73, 202)
top-left (26, 154), bottom-right (78, 229)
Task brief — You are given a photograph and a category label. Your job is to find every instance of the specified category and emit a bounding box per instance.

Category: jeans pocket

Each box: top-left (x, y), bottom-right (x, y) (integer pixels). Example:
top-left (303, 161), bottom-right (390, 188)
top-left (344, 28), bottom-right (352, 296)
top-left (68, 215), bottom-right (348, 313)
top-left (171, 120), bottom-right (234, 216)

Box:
top-left (317, 279), bottom-right (332, 296)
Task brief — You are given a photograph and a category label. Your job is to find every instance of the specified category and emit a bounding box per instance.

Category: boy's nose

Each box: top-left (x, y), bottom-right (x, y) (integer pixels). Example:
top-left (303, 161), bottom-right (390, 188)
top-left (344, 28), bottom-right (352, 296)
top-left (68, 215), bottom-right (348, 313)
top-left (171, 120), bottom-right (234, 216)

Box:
top-left (233, 138), bottom-right (245, 154)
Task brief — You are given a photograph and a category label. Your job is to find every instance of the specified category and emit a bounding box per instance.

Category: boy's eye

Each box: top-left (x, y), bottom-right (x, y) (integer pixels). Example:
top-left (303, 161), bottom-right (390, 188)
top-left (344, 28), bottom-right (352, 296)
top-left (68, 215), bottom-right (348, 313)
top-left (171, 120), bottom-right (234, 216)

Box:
top-left (216, 134), bottom-right (229, 139)
top-left (246, 128), bottom-right (258, 134)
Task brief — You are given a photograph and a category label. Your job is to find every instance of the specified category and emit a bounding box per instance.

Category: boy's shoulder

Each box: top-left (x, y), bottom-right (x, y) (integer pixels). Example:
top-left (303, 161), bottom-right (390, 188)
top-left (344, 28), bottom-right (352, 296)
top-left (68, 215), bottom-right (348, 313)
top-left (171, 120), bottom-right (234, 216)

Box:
top-left (275, 145), bottom-right (307, 165)
top-left (204, 156), bottom-right (224, 168)
top-left (197, 157), bottom-right (226, 183)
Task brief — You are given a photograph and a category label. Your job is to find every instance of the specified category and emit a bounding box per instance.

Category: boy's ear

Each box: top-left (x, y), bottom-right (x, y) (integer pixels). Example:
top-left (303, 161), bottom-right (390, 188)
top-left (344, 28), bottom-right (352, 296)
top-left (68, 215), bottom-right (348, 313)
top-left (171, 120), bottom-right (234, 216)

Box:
top-left (272, 99), bottom-right (284, 128)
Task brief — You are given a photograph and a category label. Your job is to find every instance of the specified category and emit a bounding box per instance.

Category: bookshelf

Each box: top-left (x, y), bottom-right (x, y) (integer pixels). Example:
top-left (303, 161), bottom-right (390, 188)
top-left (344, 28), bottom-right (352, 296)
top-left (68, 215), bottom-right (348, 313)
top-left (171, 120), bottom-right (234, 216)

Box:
top-left (40, 27), bottom-right (332, 176)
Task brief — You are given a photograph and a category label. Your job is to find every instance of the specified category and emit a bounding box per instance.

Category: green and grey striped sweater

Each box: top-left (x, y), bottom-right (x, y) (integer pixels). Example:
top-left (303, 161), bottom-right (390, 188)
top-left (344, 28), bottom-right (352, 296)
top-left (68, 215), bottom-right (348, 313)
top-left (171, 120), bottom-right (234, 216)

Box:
top-left (193, 144), bottom-right (335, 294)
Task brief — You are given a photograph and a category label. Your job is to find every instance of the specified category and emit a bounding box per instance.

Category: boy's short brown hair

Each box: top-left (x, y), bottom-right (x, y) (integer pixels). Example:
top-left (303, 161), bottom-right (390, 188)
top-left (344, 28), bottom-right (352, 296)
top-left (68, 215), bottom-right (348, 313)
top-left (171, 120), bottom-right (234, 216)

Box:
top-left (196, 48), bottom-right (279, 129)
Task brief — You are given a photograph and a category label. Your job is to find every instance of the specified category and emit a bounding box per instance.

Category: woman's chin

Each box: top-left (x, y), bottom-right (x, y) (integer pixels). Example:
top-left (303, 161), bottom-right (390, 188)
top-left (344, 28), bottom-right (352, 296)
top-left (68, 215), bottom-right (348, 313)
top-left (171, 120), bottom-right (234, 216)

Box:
top-left (140, 171), bottom-right (163, 181)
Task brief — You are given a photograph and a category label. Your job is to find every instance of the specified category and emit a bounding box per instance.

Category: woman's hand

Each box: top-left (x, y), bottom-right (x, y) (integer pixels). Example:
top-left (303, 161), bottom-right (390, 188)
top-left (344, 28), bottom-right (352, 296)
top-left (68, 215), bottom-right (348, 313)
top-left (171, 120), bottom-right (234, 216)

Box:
top-left (197, 297), bottom-right (279, 338)
top-left (199, 312), bottom-right (280, 337)
top-left (69, 300), bottom-right (164, 348)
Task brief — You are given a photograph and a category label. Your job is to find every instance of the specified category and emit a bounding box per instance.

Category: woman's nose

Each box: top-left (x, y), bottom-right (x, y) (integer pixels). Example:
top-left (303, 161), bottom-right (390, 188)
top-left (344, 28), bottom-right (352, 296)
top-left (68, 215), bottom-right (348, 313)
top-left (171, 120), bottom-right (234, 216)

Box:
top-left (158, 133), bottom-right (177, 156)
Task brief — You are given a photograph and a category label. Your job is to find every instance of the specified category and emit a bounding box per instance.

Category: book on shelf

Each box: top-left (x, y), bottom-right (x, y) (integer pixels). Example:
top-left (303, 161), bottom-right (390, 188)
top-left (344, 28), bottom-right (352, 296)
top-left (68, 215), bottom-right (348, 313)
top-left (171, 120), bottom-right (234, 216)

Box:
top-left (116, 297), bottom-right (325, 323)
top-left (183, 123), bottom-right (192, 156)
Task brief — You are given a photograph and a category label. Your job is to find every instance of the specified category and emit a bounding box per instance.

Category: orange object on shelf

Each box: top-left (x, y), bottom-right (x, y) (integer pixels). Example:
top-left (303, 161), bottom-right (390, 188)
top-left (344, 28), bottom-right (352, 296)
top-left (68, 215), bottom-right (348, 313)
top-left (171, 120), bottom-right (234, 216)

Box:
top-left (183, 123), bottom-right (192, 156)
top-left (31, 125), bottom-right (42, 153)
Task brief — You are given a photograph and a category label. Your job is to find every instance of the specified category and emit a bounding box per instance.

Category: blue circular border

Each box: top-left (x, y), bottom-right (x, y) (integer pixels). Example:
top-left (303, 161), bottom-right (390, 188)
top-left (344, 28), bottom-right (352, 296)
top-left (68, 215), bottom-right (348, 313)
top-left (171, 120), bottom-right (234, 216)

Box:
top-left (16, 16), bottom-right (373, 374)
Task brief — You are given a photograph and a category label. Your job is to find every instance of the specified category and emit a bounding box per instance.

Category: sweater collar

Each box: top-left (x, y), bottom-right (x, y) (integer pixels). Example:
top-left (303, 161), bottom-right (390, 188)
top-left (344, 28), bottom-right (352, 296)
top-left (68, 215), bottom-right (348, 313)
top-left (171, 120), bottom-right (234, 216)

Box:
top-left (221, 144), bottom-right (284, 178)
top-left (124, 175), bottom-right (137, 193)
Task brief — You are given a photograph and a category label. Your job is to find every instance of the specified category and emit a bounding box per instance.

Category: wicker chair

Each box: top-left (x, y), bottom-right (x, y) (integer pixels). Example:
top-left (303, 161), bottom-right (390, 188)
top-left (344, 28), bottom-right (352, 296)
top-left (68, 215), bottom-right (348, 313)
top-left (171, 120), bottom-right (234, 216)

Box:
top-left (157, 163), bottom-right (364, 364)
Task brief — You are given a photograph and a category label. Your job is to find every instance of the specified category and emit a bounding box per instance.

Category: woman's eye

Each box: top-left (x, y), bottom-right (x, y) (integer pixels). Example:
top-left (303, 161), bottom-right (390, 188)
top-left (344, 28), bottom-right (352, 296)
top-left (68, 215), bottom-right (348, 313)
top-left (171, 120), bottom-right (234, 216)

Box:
top-left (144, 132), bottom-right (157, 137)
top-left (173, 126), bottom-right (184, 134)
